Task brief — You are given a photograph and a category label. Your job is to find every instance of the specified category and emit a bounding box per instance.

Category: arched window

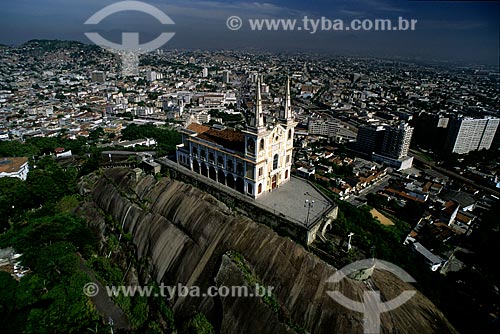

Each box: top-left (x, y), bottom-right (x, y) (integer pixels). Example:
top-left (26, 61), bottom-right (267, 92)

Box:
top-left (273, 154), bottom-right (279, 170)
top-left (288, 129), bottom-right (292, 140)
top-left (258, 183), bottom-right (262, 194)
top-left (247, 138), bottom-right (255, 155)
top-left (259, 139), bottom-right (265, 151)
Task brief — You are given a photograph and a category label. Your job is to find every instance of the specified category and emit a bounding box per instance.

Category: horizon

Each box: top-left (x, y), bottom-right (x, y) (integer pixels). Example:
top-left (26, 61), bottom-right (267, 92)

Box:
top-left (1, 0), bottom-right (499, 66)
top-left (2, 38), bottom-right (499, 71)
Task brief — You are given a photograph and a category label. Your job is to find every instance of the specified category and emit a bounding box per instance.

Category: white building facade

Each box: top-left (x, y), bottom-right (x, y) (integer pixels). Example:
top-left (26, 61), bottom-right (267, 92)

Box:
top-left (176, 78), bottom-right (296, 198)
top-left (0, 157), bottom-right (29, 181)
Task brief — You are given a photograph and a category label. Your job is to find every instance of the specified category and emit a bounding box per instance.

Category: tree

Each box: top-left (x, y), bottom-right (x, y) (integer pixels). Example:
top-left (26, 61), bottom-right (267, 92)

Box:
top-left (89, 127), bottom-right (105, 141)
top-left (181, 313), bottom-right (214, 334)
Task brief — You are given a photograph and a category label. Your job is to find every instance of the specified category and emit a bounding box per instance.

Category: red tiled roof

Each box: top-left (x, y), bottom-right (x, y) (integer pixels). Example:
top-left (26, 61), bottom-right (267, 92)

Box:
top-left (384, 187), bottom-right (426, 203)
top-left (422, 182), bottom-right (432, 193)
top-left (187, 123), bottom-right (210, 134)
top-left (197, 128), bottom-right (245, 153)
top-left (456, 212), bottom-right (473, 224)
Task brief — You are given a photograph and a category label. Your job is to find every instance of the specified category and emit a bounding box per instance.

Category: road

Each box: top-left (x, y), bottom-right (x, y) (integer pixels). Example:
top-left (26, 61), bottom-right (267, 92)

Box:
top-left (344, 174), bottom-right (391, 207)
top-left (410, 149), bottom-right (500, 197)
top-left (78, 256), bottom-right (131, 330)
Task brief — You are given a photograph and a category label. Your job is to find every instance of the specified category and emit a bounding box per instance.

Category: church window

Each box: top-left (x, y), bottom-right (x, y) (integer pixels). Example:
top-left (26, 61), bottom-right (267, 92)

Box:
top-left (247, 138), bottom-right (256, 155)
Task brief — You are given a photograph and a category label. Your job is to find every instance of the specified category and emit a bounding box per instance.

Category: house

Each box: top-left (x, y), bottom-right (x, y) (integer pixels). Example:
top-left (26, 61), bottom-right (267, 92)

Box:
top-left (0, 157), bottom-right (29, 181)
top-left (55, 147), bottom-right (72, 158)
top-left (412, 242), bottom-right (444, 271)
top-left (440, 201), bottom-right (460, 225)
top-left (440, 190), bottom-right (476, 211)
top-left (118, 138), bottom-right (157, 148)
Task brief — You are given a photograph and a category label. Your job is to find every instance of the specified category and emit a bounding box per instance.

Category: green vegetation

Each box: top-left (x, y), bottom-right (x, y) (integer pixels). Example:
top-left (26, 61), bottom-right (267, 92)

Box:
top-left (181, 313), bottom-right (214, 334)
top-left (0, 135), bottom-right (92, 157)
top-left (228, 251), bottom-right (307, 333)
top-left (0, 141), bottom-right (183, 333)
top-left (0, 212), bottom-right (100, 333)
top-left (0, 156), bottom-right (79, 230)
top-left (414, 150), bottom-right (434, 163)
top-left (314, 162), bottom-right (354, 183)
top-left (208, 109), bottom-right (243, 123)
top-left (330, 200), bottom-right (412, 264)
top-left (121, 124), bottom-right (182, 155)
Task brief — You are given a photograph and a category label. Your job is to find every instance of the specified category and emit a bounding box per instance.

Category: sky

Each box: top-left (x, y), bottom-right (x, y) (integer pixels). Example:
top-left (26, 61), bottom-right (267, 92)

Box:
top-left (1, 0), bottom-right (499, 65)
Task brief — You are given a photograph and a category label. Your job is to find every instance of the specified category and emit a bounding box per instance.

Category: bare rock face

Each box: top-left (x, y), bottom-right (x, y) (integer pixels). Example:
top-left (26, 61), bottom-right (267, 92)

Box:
top-left (214, 253), bottom-right (297, 334)
top-left (80, 168), bottom-right (458, 334)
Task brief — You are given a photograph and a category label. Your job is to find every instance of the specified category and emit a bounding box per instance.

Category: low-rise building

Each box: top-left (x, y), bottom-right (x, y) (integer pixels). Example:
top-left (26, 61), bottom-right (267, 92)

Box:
top-left (0, 157), bottom-right (29, 181)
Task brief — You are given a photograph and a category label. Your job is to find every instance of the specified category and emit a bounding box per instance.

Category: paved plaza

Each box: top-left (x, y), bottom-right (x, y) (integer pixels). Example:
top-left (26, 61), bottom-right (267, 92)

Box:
top-left (256, 177), bottom-right (333, 227)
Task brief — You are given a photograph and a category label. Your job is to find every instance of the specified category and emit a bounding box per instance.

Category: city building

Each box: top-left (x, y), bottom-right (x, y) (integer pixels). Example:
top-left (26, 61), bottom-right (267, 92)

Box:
top-left (380, 123), bottom-right (413, 160)
top-left (355, 125), bottom-right (385, 156)
top-left (202, 67), bottom-right (208, 78)
top-left (444, 117), bottom-right (499, 154)
top-left (356, 123), bottom-right (414, 170)
top-left (0, 130), bottom-right (8, 140)
top-left (146, 69), bottom-right (157, 82)
top-left (176, 77), bottom-right (296, 198)
top-left (411, 112), bottom-right (449, 152)
top-left (0, 157), bottom-right (29, 181)
top-left (91, 71), bottom-right (106, 83)
top-left (222, 70), bottom-right (231, 84)
top-left (308, 119), bottom-right (339, 137)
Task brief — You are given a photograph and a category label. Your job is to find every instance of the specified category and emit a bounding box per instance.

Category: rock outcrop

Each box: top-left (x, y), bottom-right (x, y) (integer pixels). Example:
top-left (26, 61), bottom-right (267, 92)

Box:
top-left (79, 168), bottom-right (458, 334)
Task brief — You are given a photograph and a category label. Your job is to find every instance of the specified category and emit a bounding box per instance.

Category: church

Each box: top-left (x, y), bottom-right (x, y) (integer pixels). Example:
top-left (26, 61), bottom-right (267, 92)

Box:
top-left (176, 77), bottom-right (297, 199)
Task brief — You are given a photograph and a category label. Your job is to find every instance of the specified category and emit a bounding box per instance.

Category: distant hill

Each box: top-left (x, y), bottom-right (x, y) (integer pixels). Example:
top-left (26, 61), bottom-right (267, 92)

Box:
top-left (18, 39), bottom-right (112, 58)
top-left (22, 39), bottom-right (91, 50)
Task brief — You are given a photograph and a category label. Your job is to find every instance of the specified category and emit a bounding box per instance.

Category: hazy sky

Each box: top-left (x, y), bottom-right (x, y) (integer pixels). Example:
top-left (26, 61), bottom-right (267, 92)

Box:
top-left (1, 0), bottom-right (499, 65)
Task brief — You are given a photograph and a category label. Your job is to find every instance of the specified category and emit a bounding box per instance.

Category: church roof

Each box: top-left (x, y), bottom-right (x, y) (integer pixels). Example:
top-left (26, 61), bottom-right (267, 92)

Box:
top-left (187, 123), bottom-right (210, 134)
top-left (195, 127), bottom-right (246, 154)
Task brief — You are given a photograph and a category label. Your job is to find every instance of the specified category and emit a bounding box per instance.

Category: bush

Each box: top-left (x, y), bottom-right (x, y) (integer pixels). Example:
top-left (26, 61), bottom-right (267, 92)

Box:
top-left (181, 313), bottom-right (214, 334)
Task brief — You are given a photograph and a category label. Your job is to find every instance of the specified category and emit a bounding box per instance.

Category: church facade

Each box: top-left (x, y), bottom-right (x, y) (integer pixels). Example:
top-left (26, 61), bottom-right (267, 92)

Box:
top-left (176, 78), bottom-right (296, 199)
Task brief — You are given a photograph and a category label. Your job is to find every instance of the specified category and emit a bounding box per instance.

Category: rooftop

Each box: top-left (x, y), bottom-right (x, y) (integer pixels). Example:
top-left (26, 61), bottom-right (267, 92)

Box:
top-left (413, 242), bottom-right (443, 265)
top-left (189, 123), bottom-right (246, 153)
top-left (0, 157), bottom-right (28, 174)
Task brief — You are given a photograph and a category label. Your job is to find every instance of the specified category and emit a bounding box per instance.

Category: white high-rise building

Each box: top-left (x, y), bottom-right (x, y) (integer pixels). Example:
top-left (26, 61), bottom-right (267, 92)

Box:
top-left (202, 67), bottom-right (208, 78)
top-left (222, 70), bottom-right (231, 84)
top-left (444, 117), bottom-right (499, 154)
top-left (380, 123), bottom-right (414, 160)
top-left (146, 70), bottom-right (157, 82)
top-left (308, 119), bottom-right (339, 137)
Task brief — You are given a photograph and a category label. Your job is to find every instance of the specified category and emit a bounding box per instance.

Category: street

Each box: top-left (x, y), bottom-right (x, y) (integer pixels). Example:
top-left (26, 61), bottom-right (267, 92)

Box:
top-left (344, 174), bottom-right (391, 207)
